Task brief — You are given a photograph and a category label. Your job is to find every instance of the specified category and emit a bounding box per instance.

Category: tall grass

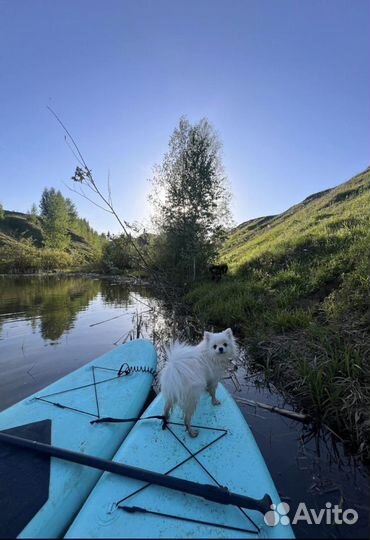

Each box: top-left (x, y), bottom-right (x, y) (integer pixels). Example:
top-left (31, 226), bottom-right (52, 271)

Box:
top-left (186, 167), bottom-right (370, 460)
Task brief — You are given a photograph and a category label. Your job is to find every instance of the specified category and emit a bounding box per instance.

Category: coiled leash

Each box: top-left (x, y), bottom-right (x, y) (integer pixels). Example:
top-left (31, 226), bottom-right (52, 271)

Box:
top-left (117, 362), bottom-right (157, 378)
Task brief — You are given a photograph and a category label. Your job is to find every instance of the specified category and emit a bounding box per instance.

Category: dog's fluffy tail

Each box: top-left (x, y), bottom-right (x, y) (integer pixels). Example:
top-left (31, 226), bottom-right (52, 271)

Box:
top-left (160, 341), bottom-right (205, 415)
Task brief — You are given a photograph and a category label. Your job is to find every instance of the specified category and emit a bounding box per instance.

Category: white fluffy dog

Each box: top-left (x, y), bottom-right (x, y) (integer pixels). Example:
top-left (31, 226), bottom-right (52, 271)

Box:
top-left (160, 329), bottom-right (238, 437)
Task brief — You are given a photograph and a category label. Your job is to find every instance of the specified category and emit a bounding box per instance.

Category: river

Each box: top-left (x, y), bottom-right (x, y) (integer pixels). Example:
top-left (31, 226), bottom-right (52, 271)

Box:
top-left (0, 275), bottom-right (368, 538)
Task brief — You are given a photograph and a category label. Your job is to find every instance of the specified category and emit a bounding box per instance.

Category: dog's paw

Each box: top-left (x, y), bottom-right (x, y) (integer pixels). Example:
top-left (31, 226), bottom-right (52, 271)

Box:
top-left (188, 428), bottom-right (199, 438)
top-left (212, 398), bottom-right (221, 406)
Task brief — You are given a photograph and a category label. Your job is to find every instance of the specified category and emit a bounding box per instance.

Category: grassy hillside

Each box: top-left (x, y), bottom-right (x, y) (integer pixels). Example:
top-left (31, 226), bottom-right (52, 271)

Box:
top-left (0, 211), bottom-right (104, 273)
top-left (187, 167), bottom-right (370, 459)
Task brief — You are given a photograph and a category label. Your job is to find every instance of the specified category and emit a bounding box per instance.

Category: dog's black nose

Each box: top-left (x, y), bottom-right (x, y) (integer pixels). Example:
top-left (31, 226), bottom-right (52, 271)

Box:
top-left (219, 347), bottom-right (224, 353)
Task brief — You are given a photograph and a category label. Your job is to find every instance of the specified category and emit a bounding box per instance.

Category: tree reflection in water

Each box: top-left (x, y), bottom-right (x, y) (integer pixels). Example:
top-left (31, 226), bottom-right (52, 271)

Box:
top-left (0, 276), bottom-right (100, 341)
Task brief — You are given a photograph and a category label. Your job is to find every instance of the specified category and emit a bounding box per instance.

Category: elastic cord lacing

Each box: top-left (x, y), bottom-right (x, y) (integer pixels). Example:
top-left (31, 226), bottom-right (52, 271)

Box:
top-left (34, 362), bottom-right (157, 419)
top-left (107, 416), bottom-right (261, 535)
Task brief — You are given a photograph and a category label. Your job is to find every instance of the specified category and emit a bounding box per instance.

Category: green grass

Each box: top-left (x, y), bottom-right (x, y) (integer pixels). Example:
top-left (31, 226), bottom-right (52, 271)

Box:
top-left (186, 167), bottom-right (370, 460)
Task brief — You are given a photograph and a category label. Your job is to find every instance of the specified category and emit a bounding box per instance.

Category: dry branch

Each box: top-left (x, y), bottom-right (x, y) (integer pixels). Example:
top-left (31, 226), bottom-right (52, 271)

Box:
top-left (235, 396), bottom-right (310, 423)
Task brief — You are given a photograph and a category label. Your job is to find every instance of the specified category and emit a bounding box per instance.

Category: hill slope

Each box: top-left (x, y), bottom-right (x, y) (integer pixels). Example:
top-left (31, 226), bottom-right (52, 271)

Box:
top-left (0, 211), bottom-right (104, 273)
top-left (223, 166), bottom-right (370, 276)
top-left (187, 166), bottom-right (370, 459)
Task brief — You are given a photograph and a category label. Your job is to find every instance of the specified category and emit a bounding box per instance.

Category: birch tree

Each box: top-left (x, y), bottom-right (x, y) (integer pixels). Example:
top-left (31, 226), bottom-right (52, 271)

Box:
top-left (150, 117), bottom-right (232, 287)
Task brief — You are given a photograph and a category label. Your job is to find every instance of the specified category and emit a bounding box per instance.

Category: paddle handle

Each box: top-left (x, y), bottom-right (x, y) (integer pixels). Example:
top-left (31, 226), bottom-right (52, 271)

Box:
top-left (0, 430), bottom-right (272, 514)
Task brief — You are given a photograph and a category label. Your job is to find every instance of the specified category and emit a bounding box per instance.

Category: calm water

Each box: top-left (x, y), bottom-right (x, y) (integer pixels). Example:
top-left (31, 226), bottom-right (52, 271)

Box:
top-left (0, 275), bottom-right (368, 539)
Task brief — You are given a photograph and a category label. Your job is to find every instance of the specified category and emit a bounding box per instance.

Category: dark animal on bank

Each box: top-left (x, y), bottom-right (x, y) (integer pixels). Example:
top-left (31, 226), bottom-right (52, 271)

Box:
top-left (209, 263), bottom-right (228, 282)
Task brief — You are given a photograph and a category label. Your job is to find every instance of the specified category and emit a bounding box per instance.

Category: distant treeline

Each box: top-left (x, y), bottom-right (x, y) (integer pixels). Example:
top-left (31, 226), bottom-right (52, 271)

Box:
top-left (0, 189), bottom-right (156, 275)
top-left (0, 189), bottom-right (107, 273)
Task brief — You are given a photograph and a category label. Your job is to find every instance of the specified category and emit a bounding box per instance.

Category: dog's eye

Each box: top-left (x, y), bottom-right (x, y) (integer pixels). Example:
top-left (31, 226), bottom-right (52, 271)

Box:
top-left (213, 345), bottom-right (217, 350)
top-left (223, 343), bottom-right (227, 347)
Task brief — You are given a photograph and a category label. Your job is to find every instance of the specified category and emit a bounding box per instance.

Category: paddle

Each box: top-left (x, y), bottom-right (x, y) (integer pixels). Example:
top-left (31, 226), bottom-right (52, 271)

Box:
top-left (0, 430), bottom-right (272, 515)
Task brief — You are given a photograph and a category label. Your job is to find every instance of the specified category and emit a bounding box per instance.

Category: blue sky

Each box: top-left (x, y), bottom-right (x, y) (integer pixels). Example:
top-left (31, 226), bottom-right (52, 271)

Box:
top-left (0, 0), bottom-right (369, 233)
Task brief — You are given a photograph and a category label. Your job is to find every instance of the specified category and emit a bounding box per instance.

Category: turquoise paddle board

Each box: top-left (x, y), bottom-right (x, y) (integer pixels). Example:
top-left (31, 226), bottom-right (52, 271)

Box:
top-left (65, 384), bottom-right (295, 538)
top-left (0, 339), bottom-right (157, 538)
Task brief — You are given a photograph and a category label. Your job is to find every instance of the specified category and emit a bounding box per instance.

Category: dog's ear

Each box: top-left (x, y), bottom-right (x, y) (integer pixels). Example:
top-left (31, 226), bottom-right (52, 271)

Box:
top-left (203, 331), bottom-right (211, 342)
top-left (225, 328), bottom-right (233, 338)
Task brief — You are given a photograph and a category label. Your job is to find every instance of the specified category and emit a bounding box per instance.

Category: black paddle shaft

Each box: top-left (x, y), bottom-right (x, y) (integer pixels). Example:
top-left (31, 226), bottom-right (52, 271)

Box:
top-left (0, 430), bottom-right (272, 515)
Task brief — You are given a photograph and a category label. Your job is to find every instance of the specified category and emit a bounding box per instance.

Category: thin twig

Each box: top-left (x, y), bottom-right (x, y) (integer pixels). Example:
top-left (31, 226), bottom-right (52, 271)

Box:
top-left (63, 182), bottom-right (113, 213)
top-left (48, 107), bottom-right (207, 323)
top-left (129, 293), bottom-right (154, 310)
top-left (323, 423), bottom-right (345, 442)
top-left (89, 313), bottom-right (133, 327)
top-left (235, 397), bottom-right (310, 423)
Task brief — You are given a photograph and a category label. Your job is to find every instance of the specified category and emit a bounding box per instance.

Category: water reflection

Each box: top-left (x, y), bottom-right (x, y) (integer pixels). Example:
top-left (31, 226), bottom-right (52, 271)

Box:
top-left (0, 276), bottom-right (100, 341)
top-left (99, 279), bottom-right (158, 307)
top-left (0, 277), bottom-right (159, 342)
top-left (0, 275), bottom-right (158, 411)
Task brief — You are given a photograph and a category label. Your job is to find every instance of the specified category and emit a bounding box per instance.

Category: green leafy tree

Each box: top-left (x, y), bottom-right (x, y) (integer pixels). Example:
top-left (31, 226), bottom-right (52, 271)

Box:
top-left (39, 188), bottom-right (71, 249)
top-left (0, 202), bottom-right (4, 221)
top-left (149, 117), bottom-right (232, 287)
top-left (102, 234), bottom-right (133, 273)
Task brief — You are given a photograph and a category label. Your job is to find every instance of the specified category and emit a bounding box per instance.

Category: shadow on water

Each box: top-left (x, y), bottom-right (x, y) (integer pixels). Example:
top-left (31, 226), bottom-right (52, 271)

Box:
top-left (0, 275), bottom-right (368, 539)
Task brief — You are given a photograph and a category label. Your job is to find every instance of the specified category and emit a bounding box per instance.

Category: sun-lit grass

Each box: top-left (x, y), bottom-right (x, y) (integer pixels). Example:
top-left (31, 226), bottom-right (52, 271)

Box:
top-left (186, 167), bottom-right (370, 460)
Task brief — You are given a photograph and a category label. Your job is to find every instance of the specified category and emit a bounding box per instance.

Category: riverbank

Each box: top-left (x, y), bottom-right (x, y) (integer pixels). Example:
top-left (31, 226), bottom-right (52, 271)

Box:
top-left (185, 169), bottom-right (370, 462)
top-left (188, 275), bottom-right (370, 462)
top-left (0, 271), bottom-right (150, 286)
top-left (185, 167), bottom-right (370, 463)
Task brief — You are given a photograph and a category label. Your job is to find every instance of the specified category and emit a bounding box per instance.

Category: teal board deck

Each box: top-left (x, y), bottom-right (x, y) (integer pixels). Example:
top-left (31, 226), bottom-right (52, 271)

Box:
top-left (0, 339), bottom-right (157, 538)
top-left (65, 384), bottom-right (295, 538)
